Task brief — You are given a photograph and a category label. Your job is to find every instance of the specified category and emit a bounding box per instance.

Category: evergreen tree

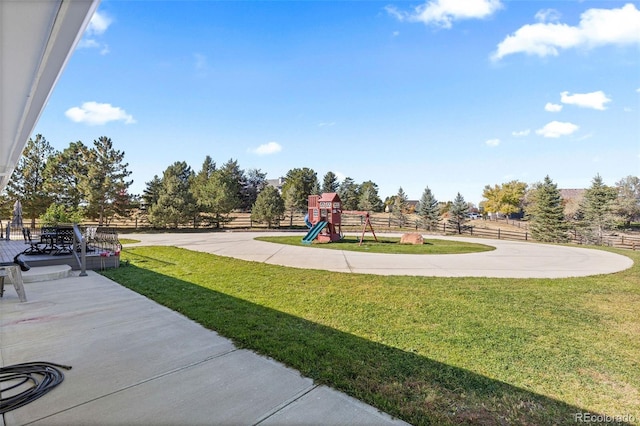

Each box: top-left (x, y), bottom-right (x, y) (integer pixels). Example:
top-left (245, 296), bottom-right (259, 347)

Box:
top-left (338, 177), bottom-right (359, 210)
top-left (243, 168), bottom-right (267, 211)
top-left (43, 141), bottom-right (89, 209)
top-left (200, 168), bottom-right (242, 227)
top-left (283, 184), bottom-right (299, 228)
top-left (448, 192), bottom-right (469, 234)
top-left (251, 186), bottom-right (285, 228)
top-left (417, 186), bottom-right (440, 231)
top-left (577, 174), bottom-right (616, 244)
top-left (392, 187), bottom-right (409, 227)
top-left (526, 176), bottom-right (569, 243)
top-left (191, 156), bottom-right (217, 226)
top-left (149, 161), bottom-right (195, 228)
top-left (321, 171), bottom-right (339, 193)
top-left (357, 181), bottom-right (383, 212)
top-left (6, 134), bottom-right (54, 227)
top-left (81, 136), bottom-right (133, 225)
top-left (142, 175), bottom-right (163, 211)
top-left (218, 158), bottom-right (245, 208)
top-left (281, 167), bottom-right (319, 216)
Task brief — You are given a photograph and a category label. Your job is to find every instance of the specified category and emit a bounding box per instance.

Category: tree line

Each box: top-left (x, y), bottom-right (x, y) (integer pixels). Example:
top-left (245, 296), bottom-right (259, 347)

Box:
top-left (1, 134), bottom-right (131, 227)
top-left (2, 134), bottom-right (638, 245)
top-left (479, 175), bottom-right (640, 243)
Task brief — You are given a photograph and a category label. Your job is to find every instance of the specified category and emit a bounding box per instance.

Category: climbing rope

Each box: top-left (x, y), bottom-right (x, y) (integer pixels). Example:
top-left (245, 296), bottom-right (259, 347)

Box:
top-left (0, 362), bottom-right (71, 414)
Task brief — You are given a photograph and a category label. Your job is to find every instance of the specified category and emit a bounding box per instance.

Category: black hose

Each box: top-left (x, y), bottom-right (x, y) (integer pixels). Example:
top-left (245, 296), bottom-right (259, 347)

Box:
top-left (0, 362), bottom-right (71, 414)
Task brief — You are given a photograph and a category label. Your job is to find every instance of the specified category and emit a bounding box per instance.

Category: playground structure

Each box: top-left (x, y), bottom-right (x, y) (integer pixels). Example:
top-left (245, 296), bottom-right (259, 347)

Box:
top-left (302, 193), bottom-right (378, 246)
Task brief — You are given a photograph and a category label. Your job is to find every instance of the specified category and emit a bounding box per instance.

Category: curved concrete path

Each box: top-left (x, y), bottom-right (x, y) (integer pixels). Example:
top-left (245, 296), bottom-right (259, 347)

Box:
top-left (126, 231), bottom-right (633, 278)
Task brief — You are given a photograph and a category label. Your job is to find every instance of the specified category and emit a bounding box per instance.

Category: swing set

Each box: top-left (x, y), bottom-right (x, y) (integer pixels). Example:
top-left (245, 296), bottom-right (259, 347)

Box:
top-left (341, 210), bottom-right (378, 246)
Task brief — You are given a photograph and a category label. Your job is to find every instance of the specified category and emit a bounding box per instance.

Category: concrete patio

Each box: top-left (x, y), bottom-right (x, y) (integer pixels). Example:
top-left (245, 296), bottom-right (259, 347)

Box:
top-left (0, 269), bottom-right (407, 426)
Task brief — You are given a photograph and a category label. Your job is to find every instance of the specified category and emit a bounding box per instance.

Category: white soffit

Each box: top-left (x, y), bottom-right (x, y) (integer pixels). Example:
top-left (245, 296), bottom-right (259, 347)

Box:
top-left (0, 0), bottom-right (100, 192)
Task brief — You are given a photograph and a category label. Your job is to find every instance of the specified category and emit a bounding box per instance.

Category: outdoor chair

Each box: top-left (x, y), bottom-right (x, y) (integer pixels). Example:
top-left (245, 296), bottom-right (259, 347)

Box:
top-left (53, 227), bottom-right (74, 255)
top-left (21, 228), bottom-right (46, 255)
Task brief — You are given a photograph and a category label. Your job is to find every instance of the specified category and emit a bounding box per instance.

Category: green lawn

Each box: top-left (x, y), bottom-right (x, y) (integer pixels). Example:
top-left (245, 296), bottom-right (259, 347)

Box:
top-left (255, 235), bottom-right (494, 254)
top-left (102, 246), bottom-right (640, 425)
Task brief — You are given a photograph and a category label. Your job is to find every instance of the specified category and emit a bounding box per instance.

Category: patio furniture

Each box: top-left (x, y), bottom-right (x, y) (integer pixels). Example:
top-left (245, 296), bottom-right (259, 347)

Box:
top-left (21, 228), bottom-right (46, 255)
top-left (53, 227), bottom-right (74, 255)
top-left (0, 261), bottom-right (27, 302)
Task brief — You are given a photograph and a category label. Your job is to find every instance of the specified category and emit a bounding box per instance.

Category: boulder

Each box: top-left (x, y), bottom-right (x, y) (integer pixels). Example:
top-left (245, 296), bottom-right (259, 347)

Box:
top-left (400, 233), bottom-right (424, 245)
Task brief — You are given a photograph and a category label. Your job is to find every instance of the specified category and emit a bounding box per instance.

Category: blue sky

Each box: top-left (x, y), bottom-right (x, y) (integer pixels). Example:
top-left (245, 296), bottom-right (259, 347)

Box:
top-left (34, 0), bottom-right (640, 204)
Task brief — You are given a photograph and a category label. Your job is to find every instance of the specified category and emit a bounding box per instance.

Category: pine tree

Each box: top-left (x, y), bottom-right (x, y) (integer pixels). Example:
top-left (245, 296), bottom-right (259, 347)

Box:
top-left (81, 136), bottom-right (133, 225)
top-left (43, 141), bottom-right (90, 209)
top-left (142, 176), bottom-right (163, 210)
top-left (526, 176), bottom-right (569, 243)
top-left (251, 186), bottom-right (285, 228)
top-left (357, 181), bottom-right (383, 212)
top-left (148, 161), bottom-right (195, 228)
top-left (243, 168), bottom-right (267, 211)
top-left (392, 187), bottom-right (408, 227)
top-left (337, 177), bottom-right (359, 210)
top-left (577, 174), bottom-right (616, 244)
top-left (321, 171), bottom-right (339, 193)
top-left (6, 134), bottom-right (54, 227)
top-left (448, 192), bottom-right (469, 234)
top-left (417, 186), bottom-right (440, 231)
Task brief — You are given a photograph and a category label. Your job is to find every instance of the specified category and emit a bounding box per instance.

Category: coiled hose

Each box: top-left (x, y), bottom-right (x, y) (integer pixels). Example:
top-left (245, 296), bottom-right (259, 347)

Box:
top-left (0, 362), bottom-right (71, 414)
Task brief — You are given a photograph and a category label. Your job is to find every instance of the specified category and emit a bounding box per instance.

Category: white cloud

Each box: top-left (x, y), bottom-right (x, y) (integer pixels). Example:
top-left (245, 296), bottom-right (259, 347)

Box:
top-left (65, 102), bottom-right (135, 125)
top-left (87, 11), bottom-right (112, 36)
top-left (535, 9), bottom-right (561, 23)
top-left (249, 142), bottom-right (282, 155)
top-left (560, 90), bottom-right (611, 110)
top-left (535, 121), bottom-right (579, 138)
top-left (492, 3), bottom-right (640, 60)
top-left (79, 11), bottom-right (112, 54)
top-left (545, 102), bottom-right (563, 112)
top-left (485, 138), bottom-right (501, 147)
top-left (386, 0), bottom-right (502, 29)
top-left (512, 129), bottom-right (530, 137)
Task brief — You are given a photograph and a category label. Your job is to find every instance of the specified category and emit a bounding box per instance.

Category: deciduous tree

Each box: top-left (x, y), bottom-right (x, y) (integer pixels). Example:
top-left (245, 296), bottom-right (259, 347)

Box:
top-left (611, 175), bottom-right (640, 227)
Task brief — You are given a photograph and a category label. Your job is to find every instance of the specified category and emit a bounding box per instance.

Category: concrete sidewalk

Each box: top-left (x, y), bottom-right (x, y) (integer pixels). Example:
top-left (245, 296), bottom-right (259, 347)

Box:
top-left (0, 272), bottom-right (407, 426)
top-left (126, 231), bottom-right (634, 278)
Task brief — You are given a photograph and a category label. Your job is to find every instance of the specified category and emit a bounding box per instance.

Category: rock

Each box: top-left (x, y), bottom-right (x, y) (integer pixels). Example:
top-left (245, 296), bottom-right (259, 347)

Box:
top-left (400, 233), bottom-right (424, 245)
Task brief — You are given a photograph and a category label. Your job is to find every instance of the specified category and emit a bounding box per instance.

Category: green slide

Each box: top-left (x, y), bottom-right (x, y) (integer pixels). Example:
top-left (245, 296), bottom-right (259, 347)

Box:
top-left (302, 221), bottom-right (328, 244)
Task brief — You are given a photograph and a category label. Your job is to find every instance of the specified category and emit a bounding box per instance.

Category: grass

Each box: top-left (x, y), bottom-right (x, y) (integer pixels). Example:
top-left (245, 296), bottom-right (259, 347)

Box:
top-left (101, 246), bottom-right (640, 425)
top-left (118, 238), bottom-right (140, 245)
top-left (255, 235), bottom-right (495, 255)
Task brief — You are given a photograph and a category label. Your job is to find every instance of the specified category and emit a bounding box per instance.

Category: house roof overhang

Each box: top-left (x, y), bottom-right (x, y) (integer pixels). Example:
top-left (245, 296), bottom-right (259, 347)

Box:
top-left (0, 0), bottom-right (100, 193)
